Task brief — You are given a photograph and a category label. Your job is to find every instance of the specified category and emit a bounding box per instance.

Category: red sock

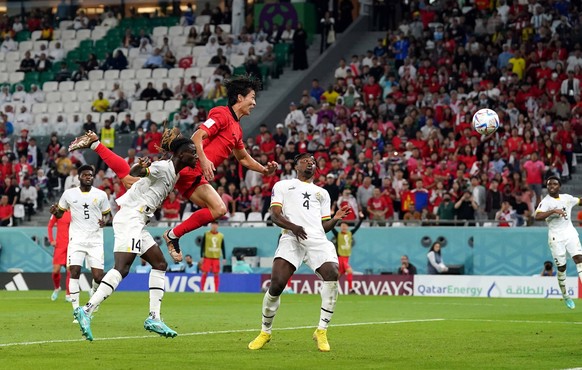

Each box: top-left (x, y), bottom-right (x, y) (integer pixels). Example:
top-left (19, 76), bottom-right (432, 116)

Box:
top-left (65, 270), bottom-right (70, 294)
top-left (51, 271), bottom-right (60, 290)
top-left (347, 273), bottom-right (353, 291)
top-left (95, 143), bottom-right (131, 178)
top-left (173, 208), bottom-right (215, 238)
top-left (200, 273), bottom-right (207, 292)
top-left (214, 274), bottom-right (220, 292)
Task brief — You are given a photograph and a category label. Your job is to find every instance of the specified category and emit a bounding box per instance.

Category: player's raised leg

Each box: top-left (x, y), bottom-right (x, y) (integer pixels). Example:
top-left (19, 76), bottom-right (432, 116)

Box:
top-left (313, 261), bottom-right (340, 352)
top-left (164, 184), bottom-right (226, 258)
top-left (248, 257), bottom-right (296, 350)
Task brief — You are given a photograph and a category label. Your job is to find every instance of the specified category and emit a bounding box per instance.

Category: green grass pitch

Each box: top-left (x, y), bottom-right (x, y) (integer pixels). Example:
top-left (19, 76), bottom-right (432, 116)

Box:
top-left (1, 291), bottom-right (582, 369)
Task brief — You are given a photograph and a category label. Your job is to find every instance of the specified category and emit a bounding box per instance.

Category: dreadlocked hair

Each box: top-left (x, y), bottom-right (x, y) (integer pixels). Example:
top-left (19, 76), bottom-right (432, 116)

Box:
top-left (224, 74), bottom-right (262, 106)
top-left (156, 121), bottom-right (183, 153)
top-left (170, 137), bottom-right (195, 155)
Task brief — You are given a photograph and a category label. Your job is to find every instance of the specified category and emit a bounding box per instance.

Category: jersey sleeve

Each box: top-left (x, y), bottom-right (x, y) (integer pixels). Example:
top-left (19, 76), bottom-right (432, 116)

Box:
top-left (199, 108), bottom-right (224, 139)
top-left (321, 190), bottom-right (331, 221)
top-left (57, 190), bottom-right (69, 211)
top-left (270, 181), bottom-right (284, 208)
top-left (146, 161), bottom-right (166, 179)
top-left (100, 192), bottom-right (111, 215)
top-left (569, 194), bottom-right (580, 208)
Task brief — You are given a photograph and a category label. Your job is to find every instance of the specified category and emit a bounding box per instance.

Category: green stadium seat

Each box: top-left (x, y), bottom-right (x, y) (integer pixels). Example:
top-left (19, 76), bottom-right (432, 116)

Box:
top-left (14, 30), bottom-right (31, 42)
top-left (24, 71), bottom-right (40, 83)
top-left (233, 66), bottom-right (246, 76)
top-left (214, 98), bottom-right (228, 107)
top-left (196, 99), bottom-right (215, 111)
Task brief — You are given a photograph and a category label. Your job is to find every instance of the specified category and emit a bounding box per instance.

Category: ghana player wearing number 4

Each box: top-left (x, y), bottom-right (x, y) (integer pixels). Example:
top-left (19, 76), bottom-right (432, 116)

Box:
top-left (73, 137), bottom-right (198, 341)
top-left (68, 75), bottom-right (278, 262)
top-left (535, 175), bottom-right (582, 310)
top-left (248, 153), bottom-right (351, 352)
top-left (49, 165), bottom-right (111, 316)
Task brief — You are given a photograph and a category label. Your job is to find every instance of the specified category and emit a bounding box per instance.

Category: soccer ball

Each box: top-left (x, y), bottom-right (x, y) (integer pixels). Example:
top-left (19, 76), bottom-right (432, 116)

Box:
top-left (472, 108), bottom-right (500, 136)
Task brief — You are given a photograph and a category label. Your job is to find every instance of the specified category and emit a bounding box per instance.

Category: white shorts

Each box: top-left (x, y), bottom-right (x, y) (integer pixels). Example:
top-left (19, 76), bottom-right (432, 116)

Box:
top-left (549, 236), bottom-right (582, 266)
top-left (274, 236), bottom-right (338, 272)
top-left (113, 207), bottom-right (156, 256)
top-left (68, 241), bottom-right (104, 270)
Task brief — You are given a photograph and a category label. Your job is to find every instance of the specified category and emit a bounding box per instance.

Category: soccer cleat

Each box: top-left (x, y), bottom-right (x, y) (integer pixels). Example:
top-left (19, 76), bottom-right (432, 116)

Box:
top-left (73, 307), bottom-right (93, 341)
top-left (163, 230), bottom-right (183, 262)
top-left (65, 295), bottom-right (72, 302)
top-left (283, 287), bottom-right (295, 294)
top-left (72, 319), bottom-right (78, 324)
top-left (313, 329), bottom-right (330, 352)
top-left (248, 331), bottom-right (272, 350)
top-left (68, 130), bottom-right (98, 151)
top-left (51, 288), bottom-right (60, 301)
top-left (144, 317), bottom-right (178, 338)
top-left (565, 297), bottom-right (576, 310)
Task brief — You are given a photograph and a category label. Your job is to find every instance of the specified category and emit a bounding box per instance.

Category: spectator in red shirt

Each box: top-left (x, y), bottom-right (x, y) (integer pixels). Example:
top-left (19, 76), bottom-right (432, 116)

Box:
top-left (362, 76), bottom-right (382, 104)
top-left (185, 75), bottom-right (204, 100)
top-left (367, 188), bottom-right (391, 226)
top-left (522, 152), bottom-right (546, 204)
top-left (0, 195), bottom-right (12, 226)
top-left (162, 191), bottom-right (182, 221)
top-left (0, 155), bottom-right (13, 179)
top-left (145, 122), bottom-right (162, 154)
top-left (505, 128), bottom-right (524, 155)
top-left (259, 131), bottom-right (277, 162)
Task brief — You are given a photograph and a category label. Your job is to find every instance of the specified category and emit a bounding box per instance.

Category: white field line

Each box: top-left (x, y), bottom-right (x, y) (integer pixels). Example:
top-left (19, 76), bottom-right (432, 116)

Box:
top-left (451, 318), bottom-right (582, 325)
top-left (0, 318), bottom-right (444, 348)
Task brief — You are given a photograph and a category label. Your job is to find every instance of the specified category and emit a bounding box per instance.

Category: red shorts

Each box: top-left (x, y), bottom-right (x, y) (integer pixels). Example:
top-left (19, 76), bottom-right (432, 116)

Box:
top-left (201, 257), bottom-right (220, 274)
top-left (174, 166), bottom-right (209, 199)
top-left (53, 247), bottom-right (67, 266)
top-left (338, 256), bottom-right (351, 274)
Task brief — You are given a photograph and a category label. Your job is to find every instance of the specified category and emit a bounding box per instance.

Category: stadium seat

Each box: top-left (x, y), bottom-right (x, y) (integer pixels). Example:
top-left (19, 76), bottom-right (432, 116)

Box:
top-left (76, 29), bottom-right (91, 40)
top-left (168, 68), bottom-right (184, 79)
top-left (152, 68), bottom-right (168, 79)
top-left (0, 72), bottom-right (8, 84)
top-left (176, 46), bottom-right (192, 59)
top-left (45, 92), bottom-right (61, 103)
top-left (151, 111), bottom-right (168, 123)
top-left (104, 70), bottom-right (120, 80)
top-left (153, 26), bottom-right (168, 37)
top-left (63, 102), bottom-right (80, 113)
top-left (136, 69), bottom-right (152, 79)
top-left (59, 20), bottom-right (73, 30)
top-left (42, 81), bottom-right (58, 92)
top-left (164, 100), bottom-right (181, 112)
top-left (77, 90), bottom-right (94, 102)
top-left (80, 102), bottom-right (94, 112)
top-left (34, 40), bottom-right (49, 51)
top-left (192, 46), bottom-right (205, 57)
top-left (200, 66), bottom-right (215, 78)
top-left (5, 51), bottom-right (20, 64)
top-left (131, 100), bottom-right (147, 111)
top-left (61, 91), bottom-right (77, 102)
top-left (195, 15), bottom-right (210, 26)
top-left (170, 36), bottom-right (187, 47)
top-left (63, 39), bottom-right (80, 51)
top-left (90, 80), bottom-right (106, 91)
top-left (13, 204), bottom-right (25, 222)
top-left (230, 212), bottom-right (246, 222)
top-left (247, 212), bottom-right (263, 222)
top-left (47, 102), bottom-right (64, 114)
top-left (75, 80), bottom-right (91, 91)
top-left (31, 30), bottom-right (42, 41)
top-left (91, 26), bottom-right (108, 40)
top-left (88, 70), bottom-right (104, 81)
top-left (230, 54), bottom-right (246, 67)
top-left (168, 26), bottom-right (184, 36)
top-left (58, 81), bottom-right (74, 91)
top-left (218, 24), bottom-right (231, 34)
top-left (133, 111), bottom-right (147, 123)
top-left (19, 40), bottom-right (33, 52)
top-left (32, 103), bottom-right (47, 114)
top-left (9, 72), bottom-right (25, 84)
top-left (181, 211), bottom-right (194, 221)
top-left (147, 100), bottom-right (164, 111)
top-left (120, 69), bottom-right (136, 80)
top-left (61, 29), bottom-right (76, 40)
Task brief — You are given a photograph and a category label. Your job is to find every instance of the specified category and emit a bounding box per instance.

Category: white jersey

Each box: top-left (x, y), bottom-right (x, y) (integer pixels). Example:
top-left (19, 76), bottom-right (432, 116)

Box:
top-left (115, 160), bottom-right (177, 217)
top-left (270, 178), bottom-right (331, 240)
top-left (536, 193), bottom-right (580, 241)
top-left (58, 187), bottom-right (110, 244)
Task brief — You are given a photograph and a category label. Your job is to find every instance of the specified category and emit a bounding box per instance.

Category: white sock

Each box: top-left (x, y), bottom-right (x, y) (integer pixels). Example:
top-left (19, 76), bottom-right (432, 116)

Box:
top-left (576, 263), bottom-right (582, 284)
top-left (168, 230), bottom-right (178, 239)
top-left (557, 270), bottom-right (569, 298)
top-left (69, 278), bottom-right (80, 309)
top-left (89, 140), bottom-right (100, 150)
top-left (84, 269), bottom-right (122, 314)
top-left (149, 269), bottom-right (166, 320)
top-left (318, 281), bottom-right (339, 330)
top-left (261, 291), bottom-right (280, 334)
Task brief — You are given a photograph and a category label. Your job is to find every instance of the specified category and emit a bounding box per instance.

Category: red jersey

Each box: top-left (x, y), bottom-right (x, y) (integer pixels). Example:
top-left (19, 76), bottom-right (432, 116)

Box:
top-left (162, 198), bottom-right (181, 219)
top-left (146, 131), bottom-right (162, 153)
top-left (47, 212), bottom-right (70, 249)
top-left (199, 106), bottom-right (245, 166)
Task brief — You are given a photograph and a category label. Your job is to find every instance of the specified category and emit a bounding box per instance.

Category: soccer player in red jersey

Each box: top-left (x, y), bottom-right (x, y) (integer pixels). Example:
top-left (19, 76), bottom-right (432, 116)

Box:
top-left (47, 210), bottom-right (71, 301)
top-left (68, 75), bottom-right (278, 260)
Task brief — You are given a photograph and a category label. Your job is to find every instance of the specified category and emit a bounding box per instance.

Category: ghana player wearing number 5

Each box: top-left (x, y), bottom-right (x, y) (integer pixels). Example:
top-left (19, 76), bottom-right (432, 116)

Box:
top-left (68, 75), bottom-right (278, 262)
top-left (248, 153), bottom-right (351, 352)
top-left (49, 165), bottom-right (111, 315)
top-left (73, 137), bottom-right (198, 341)
top-left (535, 175), bottom-right (582, 310)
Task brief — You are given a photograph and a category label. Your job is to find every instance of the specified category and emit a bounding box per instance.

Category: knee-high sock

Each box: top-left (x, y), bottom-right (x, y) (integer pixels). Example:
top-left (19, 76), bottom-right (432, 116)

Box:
top-left (347, 273), bottom-right (353, 291)
top-left (69, 278), bottom-right (80, 309)
top-left (92, 142), bottom-right (131, 178)
top-left (65, 270), bottom-right (70, 295)
top-left (51, 271), bottom-right (60, 290)
top-left (171, 208), bottom-right (215, 238)
top-left (318, 281), bottom-right (339, 330)
top-left (200, 273), bottom-right (208, 292)
top-left (214, 274), bottom-right (220, 292)
top-left (84, 269), bottom-right (123, 314)
top-left (90, 279), bottom-right (100, 297)
top-left (149, 269), bottom-right (165, 320)
top-left (557, 270), bottom-right (569, 298)
top-left (261, 291), bottom-right (281, 334)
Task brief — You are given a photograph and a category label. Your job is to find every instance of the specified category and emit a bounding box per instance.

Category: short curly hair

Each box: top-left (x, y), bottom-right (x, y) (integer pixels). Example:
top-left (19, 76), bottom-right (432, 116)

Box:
top-left (224, 74), bottom-right (262, 106)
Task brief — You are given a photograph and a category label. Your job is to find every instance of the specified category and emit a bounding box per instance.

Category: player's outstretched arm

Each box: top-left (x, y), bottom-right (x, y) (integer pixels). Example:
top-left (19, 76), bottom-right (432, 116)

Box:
top-left (535, 208), bottom-right (565, 221)
top-left (322, 205), bottom-right (351, 233)
top-left (271, 206), bottom-right (307, 240)
top-left (129, 157), bottom-right (152, 177)
top-left (233, 148), bottom-right (277, 175)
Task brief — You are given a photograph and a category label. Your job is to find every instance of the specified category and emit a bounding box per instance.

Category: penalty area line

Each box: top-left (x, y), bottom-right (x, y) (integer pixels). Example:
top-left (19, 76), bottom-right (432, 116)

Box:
top-left (0, 318), bottom-right (445, 348)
